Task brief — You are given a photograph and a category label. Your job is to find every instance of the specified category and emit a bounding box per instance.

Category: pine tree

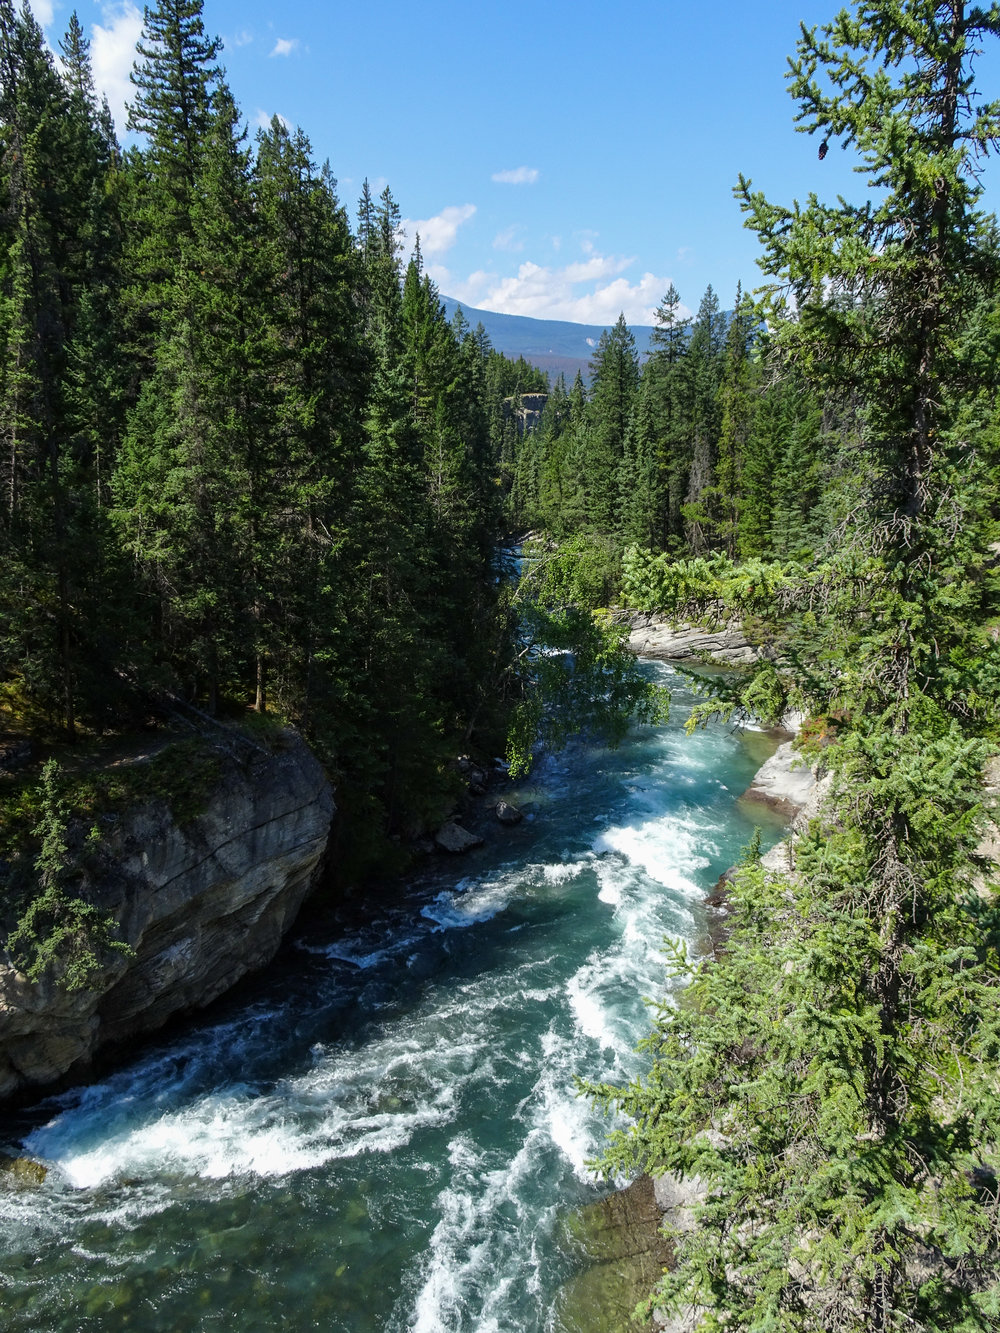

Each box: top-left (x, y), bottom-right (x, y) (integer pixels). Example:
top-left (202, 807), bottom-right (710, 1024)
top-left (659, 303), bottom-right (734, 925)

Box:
top-left (581, 313), bottom-right (639, 533)
top-left (252, 118), bottom-right (366, 721)
top-left (699, 283), bottom-right (757, 556)
top-left (126, 0), bottom-right (219, 219)
top-left (679, 284), bottom-right (726, 551)
top-left (123, 0), bottom-right (220, 344)
top-left (644, 283), bottom-right (691, 548)
top-left (618, 370), bottom-right (662, 547)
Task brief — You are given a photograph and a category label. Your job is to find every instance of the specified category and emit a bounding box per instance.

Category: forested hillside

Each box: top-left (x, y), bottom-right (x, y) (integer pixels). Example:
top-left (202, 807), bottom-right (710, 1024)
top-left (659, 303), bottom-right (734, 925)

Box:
top-left (0, 0), bottom-right (577, 877)
top-left (506, 284), bottom-right (838, 571)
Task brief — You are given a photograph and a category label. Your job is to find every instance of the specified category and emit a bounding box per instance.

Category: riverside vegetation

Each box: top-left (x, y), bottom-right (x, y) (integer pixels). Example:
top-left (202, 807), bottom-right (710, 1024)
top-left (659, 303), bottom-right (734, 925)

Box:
top-left (2, 0), bottom-right (999, 1330)
top-left (558, 5), bottom-right (999, 1331)
top-left (0, 0), bottom-right (661, 978)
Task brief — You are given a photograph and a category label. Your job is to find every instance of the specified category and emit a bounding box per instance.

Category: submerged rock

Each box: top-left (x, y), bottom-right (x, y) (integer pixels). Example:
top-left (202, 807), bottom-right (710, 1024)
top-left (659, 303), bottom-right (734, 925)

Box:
top-left (0, 1155), bottom-right (48, 1188)
top-left (557, 1175), bottom-right (673, 1333)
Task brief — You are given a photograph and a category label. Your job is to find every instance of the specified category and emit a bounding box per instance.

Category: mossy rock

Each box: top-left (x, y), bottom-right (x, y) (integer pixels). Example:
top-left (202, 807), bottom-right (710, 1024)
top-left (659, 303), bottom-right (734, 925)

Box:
top-left (556, 1177), bottom-right (672, 1333)
top-left (0, 1155), bottom-right (48, 1188)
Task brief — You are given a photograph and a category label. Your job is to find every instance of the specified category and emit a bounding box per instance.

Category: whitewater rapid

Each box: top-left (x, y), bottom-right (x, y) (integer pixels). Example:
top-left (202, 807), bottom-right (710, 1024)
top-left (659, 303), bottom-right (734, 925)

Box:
top-left (0, 662), bottom-right (782, 1333)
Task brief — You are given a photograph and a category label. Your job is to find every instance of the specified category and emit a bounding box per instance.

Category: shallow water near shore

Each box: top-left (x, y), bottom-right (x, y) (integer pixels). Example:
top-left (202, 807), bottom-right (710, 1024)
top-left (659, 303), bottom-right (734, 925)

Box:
top-left (0, 662), bottom-right (785, 1332)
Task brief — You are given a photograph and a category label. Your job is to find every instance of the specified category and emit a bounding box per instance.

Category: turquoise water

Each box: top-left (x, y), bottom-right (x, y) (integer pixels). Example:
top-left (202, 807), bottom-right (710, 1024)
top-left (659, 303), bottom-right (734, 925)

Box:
top-left (0, 663), bottom-right (783, 1332)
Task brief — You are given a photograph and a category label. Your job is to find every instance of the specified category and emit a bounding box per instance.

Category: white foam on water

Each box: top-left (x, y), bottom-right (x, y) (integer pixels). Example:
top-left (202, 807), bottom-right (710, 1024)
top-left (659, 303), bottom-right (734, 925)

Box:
top-left (541, 860), bottom-right (586, 885)
top-left (420, 869), bottom-right (521, 931)
top-left (406, 1121), bottom-right (573, 1333)
top-left (26, 1021), bottom-right (489, 1190)
top-left (595, 809), bottom-right (717, 898)
top-left (317, 941), bottom-right (399, 969)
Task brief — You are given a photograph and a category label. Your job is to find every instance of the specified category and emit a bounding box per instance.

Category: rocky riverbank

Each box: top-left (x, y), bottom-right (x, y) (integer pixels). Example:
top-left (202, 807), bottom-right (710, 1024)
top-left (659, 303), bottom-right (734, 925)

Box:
top-left (623, 613), bottom-right (763, 666)
top-left (0, 727), bottom-right (334, 1103)
top-left (578, 731), bottom-right (999, 1333)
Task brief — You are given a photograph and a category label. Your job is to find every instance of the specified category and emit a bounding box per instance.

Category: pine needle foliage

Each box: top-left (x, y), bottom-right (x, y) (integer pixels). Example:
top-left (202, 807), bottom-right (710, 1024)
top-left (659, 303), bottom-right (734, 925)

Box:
top-left (586, 4), bottom-right (1000, 1329)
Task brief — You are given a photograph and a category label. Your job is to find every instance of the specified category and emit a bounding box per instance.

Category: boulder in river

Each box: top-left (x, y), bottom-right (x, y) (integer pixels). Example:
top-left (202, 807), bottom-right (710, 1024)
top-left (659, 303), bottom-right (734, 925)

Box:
top-left (434, 822), bottom-right (484, 853)
top-left (495, 800), bottom-right (523, 826)
top-left (0, 1155), bottom-right (48, 1188)
top-left (557, 1175), bottom-right (673, 1333)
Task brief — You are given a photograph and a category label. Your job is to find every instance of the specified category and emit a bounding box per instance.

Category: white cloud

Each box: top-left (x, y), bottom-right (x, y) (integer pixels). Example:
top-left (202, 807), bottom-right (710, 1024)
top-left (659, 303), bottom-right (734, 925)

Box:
top-left (232, 30), bottom-right (254, 47)
top-left (92, 2), bottom-right (144, 133)
top-left (426, 263), bottom-right (453, 288)
top-left (400, 203), bottom-right (476, 258)
top-left (492, 166), bottom-right (539, 185)
top-left (255, 108), bottom-right (292, 133)
top-left (442, 253), bottom-right (684, 326)
top-left (26, 0), bottom-right (54, 27)
top-left (493, 225), bottom-right (524, 253)
top-left (561, 254), bottom-right (633, 284)
top-left (270, 37), bottom-right (298, 57)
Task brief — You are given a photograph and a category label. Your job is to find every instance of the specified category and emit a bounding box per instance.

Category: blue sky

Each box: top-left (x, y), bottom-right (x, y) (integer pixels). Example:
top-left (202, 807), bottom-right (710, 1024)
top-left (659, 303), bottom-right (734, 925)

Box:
top-left (30, 0), bottom-right (1000, 327)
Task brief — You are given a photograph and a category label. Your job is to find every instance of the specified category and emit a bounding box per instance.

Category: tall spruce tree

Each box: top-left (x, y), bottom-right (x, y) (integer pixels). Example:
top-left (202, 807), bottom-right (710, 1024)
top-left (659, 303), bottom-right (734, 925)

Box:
top-left (126, 0), bottom-right (219, 217)
top-left (679, 284), bottom-right (726, 551)
top-left (644, 283), bottom-right (691, 548)
top-left (582, 313), bottom-right (639, 533)
top-left (123, 0), bottom-right (220, 344)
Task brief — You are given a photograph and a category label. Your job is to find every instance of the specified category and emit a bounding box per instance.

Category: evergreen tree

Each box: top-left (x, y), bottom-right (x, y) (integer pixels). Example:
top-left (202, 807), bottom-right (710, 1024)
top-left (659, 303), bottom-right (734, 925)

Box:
top-left (252, 118), bottom-right (366, 720)
top-left (59, 11), bottom-right (94, 105)
top-left (0, 3), bottom-right (124, 734)
top-left (123, 0), bottom-right (220, 344)
top-left (679, 284), bottom-right (726, 551)
top-left (594, 5), bottom-right (1000, 1329)
top-left (644, 282), bottom-right (691, 548)
top-left (582, 313), bottom-right (639, 532)
top-left (618, 370), bottom-right (662, 547)
top-left (700, 284), bottom-right (758, 556)
top-left (126, 0), bottom-right (219, 218)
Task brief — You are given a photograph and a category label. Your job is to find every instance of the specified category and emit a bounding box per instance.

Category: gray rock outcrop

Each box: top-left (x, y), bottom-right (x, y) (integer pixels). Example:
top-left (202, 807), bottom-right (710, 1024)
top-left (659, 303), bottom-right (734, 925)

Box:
top-left (0, 729), bottom-right (334, 1102)
top-left (741, 740), bottom-right (821, 817)
top-left (624, 613), bottom-right (761, 664)
top-left (502, 392), bottom-right (548, 437)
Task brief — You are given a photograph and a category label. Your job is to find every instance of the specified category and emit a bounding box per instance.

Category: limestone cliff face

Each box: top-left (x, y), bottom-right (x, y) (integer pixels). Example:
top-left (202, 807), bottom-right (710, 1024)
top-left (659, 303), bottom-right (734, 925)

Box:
top-left (0, 729), bottom-right (334, 1102)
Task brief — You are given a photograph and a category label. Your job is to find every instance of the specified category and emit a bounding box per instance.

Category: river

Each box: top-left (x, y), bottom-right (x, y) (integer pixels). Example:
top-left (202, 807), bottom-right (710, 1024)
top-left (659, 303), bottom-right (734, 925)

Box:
top-left (0, 661), bottom-right (784, 1332)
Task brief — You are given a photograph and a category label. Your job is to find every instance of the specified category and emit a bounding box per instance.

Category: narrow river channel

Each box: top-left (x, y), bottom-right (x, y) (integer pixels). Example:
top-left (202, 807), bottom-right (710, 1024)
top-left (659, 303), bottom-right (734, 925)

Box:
top-left (0, 662), bottom-right (785, 1332)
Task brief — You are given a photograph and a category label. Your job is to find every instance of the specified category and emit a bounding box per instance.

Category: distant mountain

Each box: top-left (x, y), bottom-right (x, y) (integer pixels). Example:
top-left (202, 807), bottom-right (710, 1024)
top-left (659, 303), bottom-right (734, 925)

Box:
top-left (441, 297), bottom-right (656, 383)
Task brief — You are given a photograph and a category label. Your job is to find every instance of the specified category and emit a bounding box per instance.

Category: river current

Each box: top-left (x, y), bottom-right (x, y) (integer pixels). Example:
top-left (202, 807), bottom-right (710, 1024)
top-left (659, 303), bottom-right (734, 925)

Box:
top-left (0, 662), bottom-right (783, 1332)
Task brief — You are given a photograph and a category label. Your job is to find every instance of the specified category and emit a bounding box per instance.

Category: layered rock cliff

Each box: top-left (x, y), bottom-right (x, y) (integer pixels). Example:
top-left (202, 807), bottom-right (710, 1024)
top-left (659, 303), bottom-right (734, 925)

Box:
top-left (0, 728), bottom-right (334, 1102)
top-left (623, 613), bottom-right (762, 665)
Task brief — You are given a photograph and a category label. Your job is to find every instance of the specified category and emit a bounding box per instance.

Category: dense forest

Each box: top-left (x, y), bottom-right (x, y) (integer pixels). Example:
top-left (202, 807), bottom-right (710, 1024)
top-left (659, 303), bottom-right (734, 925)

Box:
top-left (505, 287), bottom-right (831, 570)
top-left (0, 0), bottom-right (619, 885)
top-left (3, 0), bottom-right (1000, 1327)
